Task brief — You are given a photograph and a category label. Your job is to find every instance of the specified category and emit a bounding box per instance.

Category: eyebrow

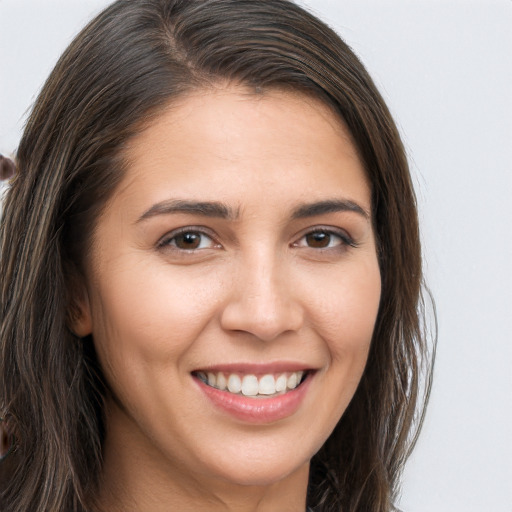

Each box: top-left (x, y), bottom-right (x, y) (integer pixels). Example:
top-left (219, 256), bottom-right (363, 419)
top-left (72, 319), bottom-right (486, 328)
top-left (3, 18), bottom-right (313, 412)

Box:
top-left (137, 199), bottom-right (238, 223)
top-left (136, 198), bottom-right (369, 224)
top-left (291, 199), bottom-right (370, 220)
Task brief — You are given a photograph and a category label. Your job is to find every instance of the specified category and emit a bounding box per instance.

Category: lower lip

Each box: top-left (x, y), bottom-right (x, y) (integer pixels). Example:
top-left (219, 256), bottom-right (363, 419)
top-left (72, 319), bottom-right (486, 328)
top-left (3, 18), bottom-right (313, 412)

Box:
top-left (195, 375), bottom-right (312, 424)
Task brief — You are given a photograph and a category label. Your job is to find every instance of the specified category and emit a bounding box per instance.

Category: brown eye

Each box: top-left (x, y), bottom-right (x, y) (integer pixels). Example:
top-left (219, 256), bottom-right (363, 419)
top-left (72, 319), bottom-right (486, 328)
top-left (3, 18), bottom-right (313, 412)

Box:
top-left (294, 228), bottom-right (354, 251)
top-left (305, 231), bottom-right (333, 248)
top-left (174, 232), bottom-right (202, 249)
top-left (164, 231), bottom-right (216, 250)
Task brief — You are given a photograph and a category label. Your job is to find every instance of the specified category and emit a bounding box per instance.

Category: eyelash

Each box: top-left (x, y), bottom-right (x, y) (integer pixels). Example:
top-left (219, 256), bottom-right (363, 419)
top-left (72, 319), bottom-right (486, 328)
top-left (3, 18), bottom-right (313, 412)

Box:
top-left (157, 226), bottom-right (357, 253)
top-left (157, 227), bottom-right (219, 252)
top-left (293, 227), bottom-right (357, 251)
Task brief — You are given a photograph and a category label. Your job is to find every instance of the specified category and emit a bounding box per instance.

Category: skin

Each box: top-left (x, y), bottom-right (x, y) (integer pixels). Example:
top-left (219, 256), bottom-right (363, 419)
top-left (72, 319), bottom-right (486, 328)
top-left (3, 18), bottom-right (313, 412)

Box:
top-left (73, 86), bottom-right (382, 512)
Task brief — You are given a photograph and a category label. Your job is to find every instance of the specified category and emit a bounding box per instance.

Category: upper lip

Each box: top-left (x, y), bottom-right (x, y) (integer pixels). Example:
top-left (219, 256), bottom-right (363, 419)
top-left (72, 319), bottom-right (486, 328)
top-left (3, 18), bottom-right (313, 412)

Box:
top-left (192, 362), bottom-right (316, 375)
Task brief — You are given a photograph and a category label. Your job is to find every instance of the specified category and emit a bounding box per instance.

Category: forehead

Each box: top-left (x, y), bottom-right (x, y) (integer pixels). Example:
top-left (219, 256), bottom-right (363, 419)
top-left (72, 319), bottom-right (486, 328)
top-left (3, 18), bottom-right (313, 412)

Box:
top-left (114, 85), bottom-right (370, 211)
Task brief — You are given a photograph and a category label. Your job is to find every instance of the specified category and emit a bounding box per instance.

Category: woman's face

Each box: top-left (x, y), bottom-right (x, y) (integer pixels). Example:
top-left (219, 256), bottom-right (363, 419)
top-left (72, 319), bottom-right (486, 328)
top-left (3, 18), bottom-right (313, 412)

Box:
top-left (76, 87), bottom-right (381, 496)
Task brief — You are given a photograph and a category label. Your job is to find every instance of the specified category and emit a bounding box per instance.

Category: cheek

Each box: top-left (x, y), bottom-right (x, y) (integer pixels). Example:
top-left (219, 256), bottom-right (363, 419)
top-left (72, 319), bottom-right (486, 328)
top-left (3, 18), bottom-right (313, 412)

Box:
top-left (302, 267), bottom-right (380, 425)
top-left (88, 260), bottom-right (227, 373)
top-left (289, 258), bottom-right (381, 449)
top-left (306, 259), bottom-right (381, 358)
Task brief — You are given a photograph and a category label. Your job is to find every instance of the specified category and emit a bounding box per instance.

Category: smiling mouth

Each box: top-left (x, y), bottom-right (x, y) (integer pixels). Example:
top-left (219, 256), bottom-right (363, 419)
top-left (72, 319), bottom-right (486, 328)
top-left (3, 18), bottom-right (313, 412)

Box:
top-left (193, 370), bottom-right (310, 398)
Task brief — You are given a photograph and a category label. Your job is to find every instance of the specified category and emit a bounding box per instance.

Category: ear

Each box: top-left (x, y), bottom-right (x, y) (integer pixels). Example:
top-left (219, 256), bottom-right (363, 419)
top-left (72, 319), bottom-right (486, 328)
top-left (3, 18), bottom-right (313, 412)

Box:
top-left (67, 281), bottom-right (93, 338)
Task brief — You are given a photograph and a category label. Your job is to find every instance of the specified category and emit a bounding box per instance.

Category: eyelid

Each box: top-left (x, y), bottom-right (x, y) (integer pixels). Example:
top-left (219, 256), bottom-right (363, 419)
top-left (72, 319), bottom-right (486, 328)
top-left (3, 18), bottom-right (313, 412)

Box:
top-left (292, 225), bottom-right (357, 249)
top-left (157, 226), bottom-right (221, 250)
top-left (156, 224), bottom-right (357, 253)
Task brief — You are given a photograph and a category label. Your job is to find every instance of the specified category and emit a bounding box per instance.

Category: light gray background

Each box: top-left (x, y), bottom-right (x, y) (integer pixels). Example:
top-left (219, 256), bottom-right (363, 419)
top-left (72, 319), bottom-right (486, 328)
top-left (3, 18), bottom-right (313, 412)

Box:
top-left (1, 1), bottom-right (511, 510)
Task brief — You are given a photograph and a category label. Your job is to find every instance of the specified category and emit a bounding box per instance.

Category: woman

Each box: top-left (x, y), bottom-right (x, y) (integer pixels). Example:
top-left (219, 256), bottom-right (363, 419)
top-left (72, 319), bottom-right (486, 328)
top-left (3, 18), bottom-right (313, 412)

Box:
top-left (0, 0), bottom-right (433, 511)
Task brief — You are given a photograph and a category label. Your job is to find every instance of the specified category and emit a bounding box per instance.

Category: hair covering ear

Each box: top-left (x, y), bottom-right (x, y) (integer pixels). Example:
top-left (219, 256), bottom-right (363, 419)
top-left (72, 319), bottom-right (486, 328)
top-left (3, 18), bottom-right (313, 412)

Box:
top-left (0, 155), bottom-right (17, 180)
top-left (67, 283), bottom-right (93, 338)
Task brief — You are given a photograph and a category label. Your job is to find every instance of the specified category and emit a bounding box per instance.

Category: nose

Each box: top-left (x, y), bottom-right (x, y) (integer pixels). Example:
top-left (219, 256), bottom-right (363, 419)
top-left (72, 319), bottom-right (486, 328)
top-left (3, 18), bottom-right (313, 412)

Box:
top-left (220, 252), bottom-right (304, 342)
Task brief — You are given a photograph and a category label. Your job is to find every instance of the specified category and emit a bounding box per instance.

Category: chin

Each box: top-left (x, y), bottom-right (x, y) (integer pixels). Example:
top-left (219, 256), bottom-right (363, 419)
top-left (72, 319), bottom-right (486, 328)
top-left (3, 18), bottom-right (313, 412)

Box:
top-left (191, 440), bottom-right (312, 488)
top-left (211, 459), bottom-right (309, 488)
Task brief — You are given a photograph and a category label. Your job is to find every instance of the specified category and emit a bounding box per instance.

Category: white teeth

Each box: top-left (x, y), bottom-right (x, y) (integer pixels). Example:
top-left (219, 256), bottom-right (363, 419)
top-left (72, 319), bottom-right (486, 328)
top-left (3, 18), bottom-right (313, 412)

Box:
top-left (198, 370), bottom-right (307, 396)
top-left (216, 372), bottom-right (227, 390)
top-left (241, 375), bottom-right (259, 396)
top-left (275, 374), bottom-right (287, 392)
top-left (287, 372), bottom-right (298, 389)
top-left (207, 372), bottom-right (217, 387)
top-left (227, 374), bottom-right (242, 393)
top-left (258, 374), bottom-right (276, 395)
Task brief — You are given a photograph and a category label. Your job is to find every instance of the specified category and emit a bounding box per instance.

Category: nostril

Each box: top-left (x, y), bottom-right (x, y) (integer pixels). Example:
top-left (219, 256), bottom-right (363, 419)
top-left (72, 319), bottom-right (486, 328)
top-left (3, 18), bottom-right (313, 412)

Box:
top-left (220, 293), bottom-right (303, 341)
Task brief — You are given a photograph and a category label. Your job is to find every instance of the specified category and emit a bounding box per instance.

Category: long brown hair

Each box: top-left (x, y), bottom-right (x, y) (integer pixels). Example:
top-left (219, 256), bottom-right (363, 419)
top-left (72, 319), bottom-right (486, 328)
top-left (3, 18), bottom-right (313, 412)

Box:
top-left (0, 1), bottom-right (434, 510)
